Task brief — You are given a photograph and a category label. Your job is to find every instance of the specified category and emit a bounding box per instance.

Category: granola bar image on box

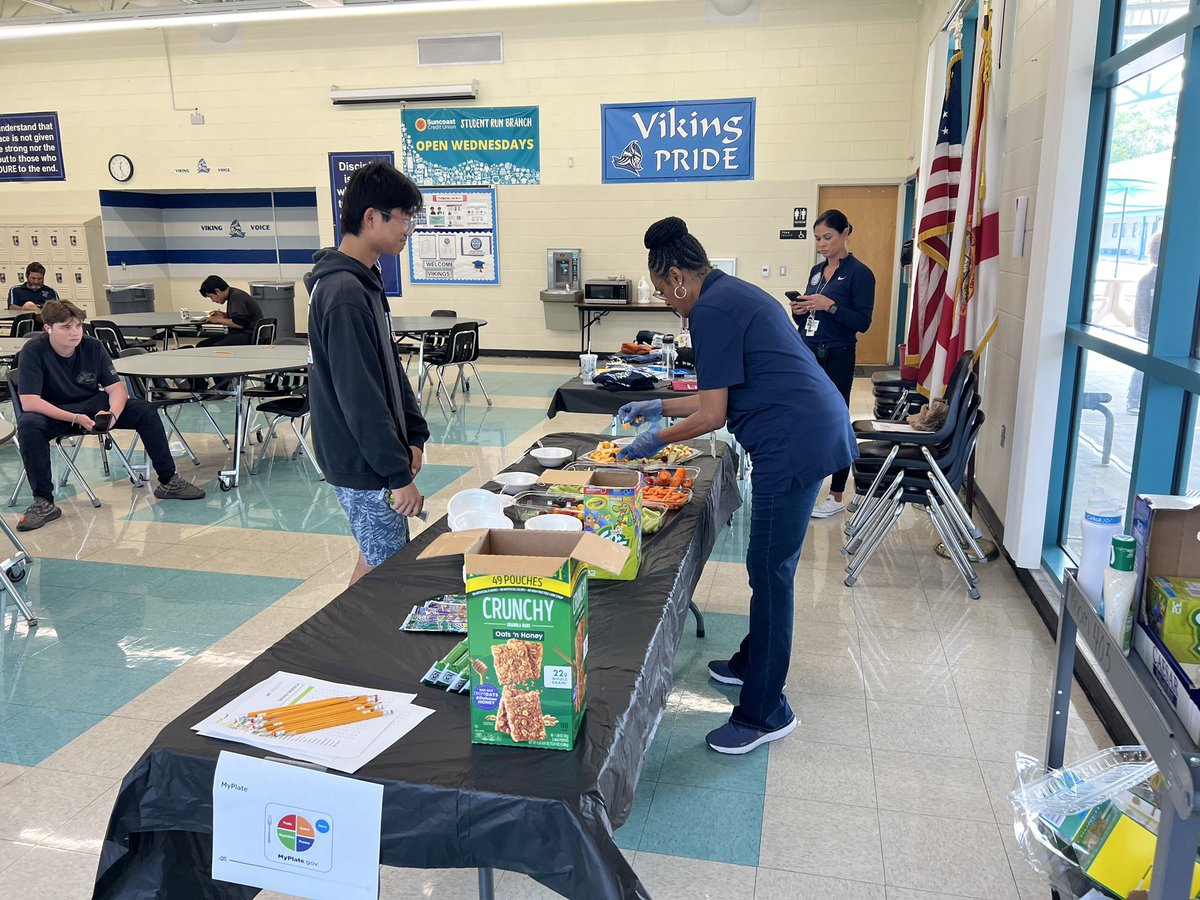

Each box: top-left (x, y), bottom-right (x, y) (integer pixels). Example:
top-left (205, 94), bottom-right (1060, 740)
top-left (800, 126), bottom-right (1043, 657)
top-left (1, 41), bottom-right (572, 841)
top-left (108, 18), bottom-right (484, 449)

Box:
top-left (494, 692), bottom-right (511, 735)
top-left (500, 686), bottom-right (546, 742)
top-left (491, 638), bottom-right (543, 685)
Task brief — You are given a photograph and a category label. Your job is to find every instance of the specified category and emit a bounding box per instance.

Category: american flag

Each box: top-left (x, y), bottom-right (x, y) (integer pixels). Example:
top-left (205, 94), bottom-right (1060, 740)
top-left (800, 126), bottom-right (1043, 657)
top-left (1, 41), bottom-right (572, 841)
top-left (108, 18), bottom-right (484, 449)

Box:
top-left (907, 49), bottom-right (964, 394)
top-left (927, 10), bottom-right (1001, 399)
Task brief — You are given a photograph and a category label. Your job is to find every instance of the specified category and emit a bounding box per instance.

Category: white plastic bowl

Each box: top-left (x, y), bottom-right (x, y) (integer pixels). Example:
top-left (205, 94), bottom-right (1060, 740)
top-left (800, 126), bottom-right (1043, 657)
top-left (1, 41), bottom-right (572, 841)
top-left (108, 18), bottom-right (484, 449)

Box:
top-left (493, 472), bottom-right (539, 495)
top-left (450, 510), bottom-right (514, 532)
top-left (524, 513), bottom-right (584, 532)
top-left (447, 488), bottom-right (502, 522)
top-left (530, 446), bottom-right (573, 468)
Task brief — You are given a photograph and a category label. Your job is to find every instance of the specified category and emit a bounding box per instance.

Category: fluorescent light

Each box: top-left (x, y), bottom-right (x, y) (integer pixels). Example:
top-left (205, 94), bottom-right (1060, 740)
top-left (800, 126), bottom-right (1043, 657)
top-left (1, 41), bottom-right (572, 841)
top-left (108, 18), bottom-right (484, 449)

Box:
top-left (301, 0), bottom-right (343, 6)
top-left (0, 0), bottom-right (666, 42)
top-left (330, 81), bottom-right (478, 104)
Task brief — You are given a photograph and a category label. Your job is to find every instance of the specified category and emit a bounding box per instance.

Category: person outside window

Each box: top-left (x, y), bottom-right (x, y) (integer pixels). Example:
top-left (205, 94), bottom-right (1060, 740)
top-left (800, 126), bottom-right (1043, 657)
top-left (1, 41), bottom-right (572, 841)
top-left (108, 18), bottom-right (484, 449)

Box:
top-left (616, 216), bottom-right (856, 755)
top-left (8, 262), bottom-right (59, 310)
top-left (789, 210), bottom-right (876, 518)
top-left (13, 300), bottom-right (205, 531)
top-left (306, 161), bottom-right (430, 586)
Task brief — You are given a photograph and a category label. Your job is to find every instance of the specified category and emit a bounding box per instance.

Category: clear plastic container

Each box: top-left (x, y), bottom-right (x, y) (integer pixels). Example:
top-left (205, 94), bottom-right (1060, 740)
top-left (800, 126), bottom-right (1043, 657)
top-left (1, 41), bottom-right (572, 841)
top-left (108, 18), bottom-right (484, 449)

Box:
top-left (1005, 746), bottom-right (1157, 817)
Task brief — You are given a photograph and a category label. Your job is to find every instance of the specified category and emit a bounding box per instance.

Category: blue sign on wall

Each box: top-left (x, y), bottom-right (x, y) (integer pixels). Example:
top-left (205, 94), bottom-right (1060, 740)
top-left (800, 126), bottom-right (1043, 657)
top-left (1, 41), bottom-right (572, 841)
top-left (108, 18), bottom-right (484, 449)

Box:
top-left (401, 107), bottom-right (539, 185)
top-left (328, 151), bottom-right (401, 296)
top-left (0, 112), bottom-right (65, 182)
top-left (601, 98), bottom-right (755, 184)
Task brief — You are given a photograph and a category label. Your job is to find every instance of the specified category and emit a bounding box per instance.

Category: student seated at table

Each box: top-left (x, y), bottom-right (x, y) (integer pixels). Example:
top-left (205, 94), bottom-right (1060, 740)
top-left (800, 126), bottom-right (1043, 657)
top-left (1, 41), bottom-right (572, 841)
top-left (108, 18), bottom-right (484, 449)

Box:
top-left (14, 300), bottom-right (206, 532)
top-left (195, 275), bottom-right (263, 346)
top-left (7, 261), bottom-right (59, 310)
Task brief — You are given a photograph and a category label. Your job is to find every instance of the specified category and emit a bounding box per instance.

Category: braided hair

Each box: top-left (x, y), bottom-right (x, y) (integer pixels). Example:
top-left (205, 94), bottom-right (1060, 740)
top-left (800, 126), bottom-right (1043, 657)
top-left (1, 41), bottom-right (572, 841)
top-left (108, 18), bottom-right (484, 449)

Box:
top-left (644, 217), bottom-right (710, 277)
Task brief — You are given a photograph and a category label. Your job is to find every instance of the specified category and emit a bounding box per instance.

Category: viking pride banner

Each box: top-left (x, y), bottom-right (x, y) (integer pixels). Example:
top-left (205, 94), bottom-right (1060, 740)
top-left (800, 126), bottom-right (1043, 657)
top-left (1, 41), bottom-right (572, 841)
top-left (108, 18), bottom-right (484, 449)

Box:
top-left (600, 98), bottom-right (755, 184)
top-left (401, 107), bottom-right (539, 185)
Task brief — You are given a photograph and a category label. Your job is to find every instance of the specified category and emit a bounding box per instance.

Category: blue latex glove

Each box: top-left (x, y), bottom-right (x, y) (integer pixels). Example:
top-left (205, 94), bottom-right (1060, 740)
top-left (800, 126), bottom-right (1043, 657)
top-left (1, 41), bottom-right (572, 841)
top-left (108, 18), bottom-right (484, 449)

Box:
top-left (617, 399), bottom-right (663, 427)
top-left (618, 428), bottom-right (667, 462)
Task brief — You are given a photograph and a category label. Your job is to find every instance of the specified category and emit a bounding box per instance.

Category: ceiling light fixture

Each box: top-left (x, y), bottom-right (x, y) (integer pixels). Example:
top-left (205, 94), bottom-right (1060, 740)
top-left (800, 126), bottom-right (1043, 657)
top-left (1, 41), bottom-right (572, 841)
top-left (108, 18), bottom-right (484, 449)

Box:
top-left (0, 0), bottom-right (662, 42)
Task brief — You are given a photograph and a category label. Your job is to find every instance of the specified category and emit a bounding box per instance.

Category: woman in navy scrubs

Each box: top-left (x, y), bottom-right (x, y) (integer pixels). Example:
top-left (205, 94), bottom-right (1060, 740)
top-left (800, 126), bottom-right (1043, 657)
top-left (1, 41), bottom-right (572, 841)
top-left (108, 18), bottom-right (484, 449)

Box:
top-left (790, 210), bottom-right (876, 519)
top-left (617, 217), bottom-right (855, 755)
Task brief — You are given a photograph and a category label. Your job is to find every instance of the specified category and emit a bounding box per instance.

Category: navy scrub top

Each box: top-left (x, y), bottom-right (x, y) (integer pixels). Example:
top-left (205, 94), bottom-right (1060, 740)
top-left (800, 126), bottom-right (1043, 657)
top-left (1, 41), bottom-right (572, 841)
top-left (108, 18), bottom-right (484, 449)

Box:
top-left (689, 269), bottom-right (856, 491)
top-left (792, 253), bottom-right (876, 350)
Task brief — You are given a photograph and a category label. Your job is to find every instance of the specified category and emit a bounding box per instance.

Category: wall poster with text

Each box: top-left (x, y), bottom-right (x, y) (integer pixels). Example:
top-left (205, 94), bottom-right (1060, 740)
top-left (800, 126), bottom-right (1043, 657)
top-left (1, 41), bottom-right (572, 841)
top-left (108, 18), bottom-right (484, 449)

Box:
top-left (401, 107), bottom-right (539, 186)
top-left (328, 151), bottom-right (401, 296)
top-left (408, 187), bottom-right (498, 285)
top-left (0, 111), bottom-right (65, 182)
top-left (600, 98), bottom-right (755, 184)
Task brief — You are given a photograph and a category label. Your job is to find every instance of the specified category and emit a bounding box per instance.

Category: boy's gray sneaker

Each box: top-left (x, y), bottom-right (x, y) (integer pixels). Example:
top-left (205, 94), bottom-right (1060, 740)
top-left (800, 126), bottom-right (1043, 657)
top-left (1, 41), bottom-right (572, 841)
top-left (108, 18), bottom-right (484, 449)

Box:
top-left (17, 497), bottom-right (62, 531)
top-left (154, 475), bottom-right (206, 500)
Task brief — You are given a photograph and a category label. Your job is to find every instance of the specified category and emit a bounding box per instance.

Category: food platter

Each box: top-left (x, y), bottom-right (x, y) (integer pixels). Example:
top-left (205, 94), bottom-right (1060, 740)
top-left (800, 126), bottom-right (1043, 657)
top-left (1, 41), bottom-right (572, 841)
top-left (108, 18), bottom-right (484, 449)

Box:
top-left (581, 441), bottom-right (699, 466)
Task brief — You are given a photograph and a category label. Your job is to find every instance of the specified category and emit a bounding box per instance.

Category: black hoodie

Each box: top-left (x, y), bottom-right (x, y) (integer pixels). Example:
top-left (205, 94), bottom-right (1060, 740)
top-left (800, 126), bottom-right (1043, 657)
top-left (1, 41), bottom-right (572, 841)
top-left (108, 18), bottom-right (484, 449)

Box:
top-left (305, 248), bottom-right (429, 490)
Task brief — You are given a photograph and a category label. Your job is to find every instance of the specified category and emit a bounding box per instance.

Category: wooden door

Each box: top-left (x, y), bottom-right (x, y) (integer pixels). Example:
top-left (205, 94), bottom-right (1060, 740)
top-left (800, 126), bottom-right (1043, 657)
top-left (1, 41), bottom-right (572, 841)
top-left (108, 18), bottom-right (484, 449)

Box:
top-left (816, 184), bottom-right (899, 366)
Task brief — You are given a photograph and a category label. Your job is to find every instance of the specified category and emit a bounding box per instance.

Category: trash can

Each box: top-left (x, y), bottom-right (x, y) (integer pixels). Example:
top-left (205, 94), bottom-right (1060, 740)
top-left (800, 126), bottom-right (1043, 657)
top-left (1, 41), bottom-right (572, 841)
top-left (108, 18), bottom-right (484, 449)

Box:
top-left (249, 281), bottom-right (297, 340)
top-left (540, 288), bottom-right (582, 331)
top-left (104, 282), bottom-right (156, 314)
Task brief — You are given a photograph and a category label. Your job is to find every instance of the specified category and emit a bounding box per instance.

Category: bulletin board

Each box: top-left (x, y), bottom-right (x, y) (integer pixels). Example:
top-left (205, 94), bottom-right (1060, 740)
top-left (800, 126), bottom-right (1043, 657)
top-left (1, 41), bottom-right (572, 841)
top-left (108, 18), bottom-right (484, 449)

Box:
top-left (407, 187), bottom-right (499, 285)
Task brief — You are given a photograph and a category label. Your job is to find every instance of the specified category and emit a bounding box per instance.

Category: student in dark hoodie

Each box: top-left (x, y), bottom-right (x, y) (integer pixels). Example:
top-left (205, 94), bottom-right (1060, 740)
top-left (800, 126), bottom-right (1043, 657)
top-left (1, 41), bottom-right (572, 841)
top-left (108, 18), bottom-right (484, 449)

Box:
top-left (306, 161), bottom-right (431, 586)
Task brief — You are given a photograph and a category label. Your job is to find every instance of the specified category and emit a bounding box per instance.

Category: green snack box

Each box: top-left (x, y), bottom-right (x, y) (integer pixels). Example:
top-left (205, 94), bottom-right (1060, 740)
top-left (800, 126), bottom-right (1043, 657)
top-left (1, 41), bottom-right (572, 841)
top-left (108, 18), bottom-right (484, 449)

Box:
top-left (539, 469), bottom-right (643, 581)
top-left (419, 529), bottom-right (629, 751)
top-left (1145, 576), bottom-right (1200, 667)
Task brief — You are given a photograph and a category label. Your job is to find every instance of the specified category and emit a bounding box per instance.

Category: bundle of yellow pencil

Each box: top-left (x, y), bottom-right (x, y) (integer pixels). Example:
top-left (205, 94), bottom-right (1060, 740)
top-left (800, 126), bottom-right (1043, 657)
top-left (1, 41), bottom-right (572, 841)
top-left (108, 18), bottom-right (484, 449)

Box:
top-left (240, 694), bottom-right (389, 737)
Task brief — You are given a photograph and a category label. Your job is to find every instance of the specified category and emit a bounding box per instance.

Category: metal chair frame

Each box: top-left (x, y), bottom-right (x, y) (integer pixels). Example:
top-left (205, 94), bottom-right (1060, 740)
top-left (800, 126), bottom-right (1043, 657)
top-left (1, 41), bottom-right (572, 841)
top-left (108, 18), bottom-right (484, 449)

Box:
top-left (421, 322), bottom-right (493, 414)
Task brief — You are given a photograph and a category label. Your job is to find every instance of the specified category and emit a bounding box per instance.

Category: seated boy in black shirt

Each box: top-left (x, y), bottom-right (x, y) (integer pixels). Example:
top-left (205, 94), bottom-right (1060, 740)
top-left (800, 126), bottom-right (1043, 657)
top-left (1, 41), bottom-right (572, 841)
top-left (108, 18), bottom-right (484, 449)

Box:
top-left (15, 299), bottom-right (206, 532)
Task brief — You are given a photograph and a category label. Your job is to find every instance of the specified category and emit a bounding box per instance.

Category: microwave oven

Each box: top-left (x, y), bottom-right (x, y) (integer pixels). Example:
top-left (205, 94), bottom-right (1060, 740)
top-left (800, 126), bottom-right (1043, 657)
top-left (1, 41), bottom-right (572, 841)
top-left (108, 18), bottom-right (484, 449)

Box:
top-left (584, 277), bottom-right (632, 304)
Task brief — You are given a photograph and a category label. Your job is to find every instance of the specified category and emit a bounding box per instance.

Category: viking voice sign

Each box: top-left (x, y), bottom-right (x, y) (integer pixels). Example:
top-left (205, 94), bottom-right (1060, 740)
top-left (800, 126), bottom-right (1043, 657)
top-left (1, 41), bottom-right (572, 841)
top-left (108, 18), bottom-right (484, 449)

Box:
top-left (601, 98), bottom-right (755, 184)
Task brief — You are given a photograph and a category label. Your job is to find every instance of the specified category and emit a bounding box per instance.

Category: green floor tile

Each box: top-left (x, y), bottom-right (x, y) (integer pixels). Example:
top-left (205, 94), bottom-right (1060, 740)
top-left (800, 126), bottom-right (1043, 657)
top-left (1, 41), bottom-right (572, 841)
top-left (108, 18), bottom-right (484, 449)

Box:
top-left (0, 706), bottom-right (105, 766)
top-left (637, 781), bottom-right (763, 866)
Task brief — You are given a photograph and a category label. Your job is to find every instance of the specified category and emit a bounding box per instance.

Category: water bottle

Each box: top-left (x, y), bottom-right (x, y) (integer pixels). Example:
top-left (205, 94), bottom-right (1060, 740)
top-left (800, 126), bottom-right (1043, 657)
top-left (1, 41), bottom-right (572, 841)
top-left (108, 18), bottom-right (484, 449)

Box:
top-left (1079, 488), bottom-right (1123, 610)
top-left (661, 335), bottom-right (677, 378)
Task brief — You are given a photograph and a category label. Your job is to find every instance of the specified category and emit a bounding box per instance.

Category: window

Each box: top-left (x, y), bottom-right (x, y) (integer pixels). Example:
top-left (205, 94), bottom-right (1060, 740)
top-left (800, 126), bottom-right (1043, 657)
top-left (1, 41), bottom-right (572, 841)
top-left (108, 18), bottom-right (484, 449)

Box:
top-left (1048, 1), bottom-right (1200, 571)
top-left (1061, 351), bottom-right (1139, 561)
top-left (1085, 49), bottom-right (1180, 342)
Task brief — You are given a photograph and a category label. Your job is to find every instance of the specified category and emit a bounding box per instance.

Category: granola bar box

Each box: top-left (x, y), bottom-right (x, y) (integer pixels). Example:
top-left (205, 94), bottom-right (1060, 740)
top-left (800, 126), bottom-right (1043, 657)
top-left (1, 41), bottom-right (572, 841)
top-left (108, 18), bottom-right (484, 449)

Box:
top-left (418, 529), bottom-right (629, 751)
top-left (538, 469), bottom-right (643, 581)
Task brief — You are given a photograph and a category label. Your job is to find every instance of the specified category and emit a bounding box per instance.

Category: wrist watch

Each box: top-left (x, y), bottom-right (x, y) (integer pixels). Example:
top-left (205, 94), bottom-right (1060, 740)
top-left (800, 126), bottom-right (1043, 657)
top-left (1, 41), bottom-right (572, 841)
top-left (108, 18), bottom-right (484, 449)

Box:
top-left (827, 302), bottom-right (839, 315)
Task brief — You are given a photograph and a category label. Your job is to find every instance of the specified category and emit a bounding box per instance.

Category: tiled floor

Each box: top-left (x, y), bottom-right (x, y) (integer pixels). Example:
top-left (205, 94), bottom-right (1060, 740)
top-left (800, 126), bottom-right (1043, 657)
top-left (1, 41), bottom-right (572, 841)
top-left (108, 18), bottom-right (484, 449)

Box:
top-left (0, 358), bottom-right (1107, 898)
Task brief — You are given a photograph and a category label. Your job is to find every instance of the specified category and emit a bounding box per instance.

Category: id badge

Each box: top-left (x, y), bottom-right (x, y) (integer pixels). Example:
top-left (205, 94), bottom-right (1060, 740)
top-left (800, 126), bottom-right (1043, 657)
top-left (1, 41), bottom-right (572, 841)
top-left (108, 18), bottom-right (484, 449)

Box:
top-left (804, 315), bottom-right (819, 338)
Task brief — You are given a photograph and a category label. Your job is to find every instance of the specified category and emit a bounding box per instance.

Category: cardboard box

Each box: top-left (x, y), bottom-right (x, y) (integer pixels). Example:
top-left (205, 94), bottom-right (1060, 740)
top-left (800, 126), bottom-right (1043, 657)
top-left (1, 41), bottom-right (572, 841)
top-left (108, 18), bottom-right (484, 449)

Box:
top-left (1132, 622), bottom-right (1200, 745)
top-left (418, 529), bottom-right (629, 751)
top-left (539, 469), bottom-right (642, 581)
top-left (1133, 494), bottom-right (1200, 614)
top-left (1144, 576), bottom-right (1200, 674)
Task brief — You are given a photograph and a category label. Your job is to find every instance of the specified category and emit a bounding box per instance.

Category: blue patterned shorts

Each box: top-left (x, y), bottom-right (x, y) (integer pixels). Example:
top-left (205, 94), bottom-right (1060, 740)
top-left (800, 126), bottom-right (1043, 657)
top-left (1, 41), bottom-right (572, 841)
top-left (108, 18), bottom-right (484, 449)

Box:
top-left (333, 486), bottom-right (410, 567)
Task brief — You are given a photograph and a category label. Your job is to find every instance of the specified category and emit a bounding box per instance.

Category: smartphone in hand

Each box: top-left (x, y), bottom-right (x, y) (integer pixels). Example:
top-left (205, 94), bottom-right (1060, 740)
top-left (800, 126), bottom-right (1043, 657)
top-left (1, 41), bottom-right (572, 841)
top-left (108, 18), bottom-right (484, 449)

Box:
top-left (92, 411), bottom-right (114, 433)
top-left (785, 291), bottom-right (801, 301)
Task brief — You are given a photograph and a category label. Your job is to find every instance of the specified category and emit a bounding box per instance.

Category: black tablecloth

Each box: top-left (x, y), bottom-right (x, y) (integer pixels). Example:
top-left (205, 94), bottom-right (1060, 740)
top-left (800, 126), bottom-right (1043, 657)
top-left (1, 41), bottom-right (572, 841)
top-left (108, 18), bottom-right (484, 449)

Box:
top-left (547, 377), bottom-right (685, 418)
top-left (94, 432), bottom-right (742, 900)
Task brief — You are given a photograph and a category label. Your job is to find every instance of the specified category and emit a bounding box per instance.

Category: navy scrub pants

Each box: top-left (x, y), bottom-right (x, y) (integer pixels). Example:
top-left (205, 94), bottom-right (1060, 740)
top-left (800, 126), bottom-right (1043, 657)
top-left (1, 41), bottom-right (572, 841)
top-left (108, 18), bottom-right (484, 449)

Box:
top-left (727, 474), bottom-right (822, 731)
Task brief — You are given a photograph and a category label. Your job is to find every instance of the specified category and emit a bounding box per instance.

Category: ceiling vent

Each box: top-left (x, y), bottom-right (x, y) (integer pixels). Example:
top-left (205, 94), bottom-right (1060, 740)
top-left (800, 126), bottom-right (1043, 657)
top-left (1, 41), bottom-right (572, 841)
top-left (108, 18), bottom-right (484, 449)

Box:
top-left (417, 33), bottom-right (503, 67)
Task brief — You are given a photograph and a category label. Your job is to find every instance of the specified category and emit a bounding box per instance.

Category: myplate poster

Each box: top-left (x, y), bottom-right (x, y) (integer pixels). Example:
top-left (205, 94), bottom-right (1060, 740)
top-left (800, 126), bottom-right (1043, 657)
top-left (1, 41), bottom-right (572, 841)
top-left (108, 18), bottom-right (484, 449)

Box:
top-left (601, 98), bottom-right (755, 184)
top-left (408, 188), bottom-right (499, 285)
top-left (402, 107), bottom-right (539, 185)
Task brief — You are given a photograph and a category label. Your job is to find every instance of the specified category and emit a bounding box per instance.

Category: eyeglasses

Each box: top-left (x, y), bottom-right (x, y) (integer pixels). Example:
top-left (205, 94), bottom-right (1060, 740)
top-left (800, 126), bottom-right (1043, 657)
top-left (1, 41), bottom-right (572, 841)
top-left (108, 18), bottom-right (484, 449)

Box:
top-left (375, 208), bottom-right (417, 235)
top-left (652, 290), bottom-right (668, 301)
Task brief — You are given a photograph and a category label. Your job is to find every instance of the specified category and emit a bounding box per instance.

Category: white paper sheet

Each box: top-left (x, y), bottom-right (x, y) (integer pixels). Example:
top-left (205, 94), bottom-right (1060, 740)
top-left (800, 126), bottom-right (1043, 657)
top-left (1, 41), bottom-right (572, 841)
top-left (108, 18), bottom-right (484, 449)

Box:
top-left (193, 672), bottom-right (434, 773)
top-left (212, 751), bottom-right (384, 900)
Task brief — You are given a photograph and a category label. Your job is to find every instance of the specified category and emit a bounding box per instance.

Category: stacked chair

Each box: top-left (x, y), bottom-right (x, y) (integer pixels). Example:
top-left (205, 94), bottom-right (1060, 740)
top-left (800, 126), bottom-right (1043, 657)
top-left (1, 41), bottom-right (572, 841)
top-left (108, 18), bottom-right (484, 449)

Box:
top-left (841, 352), bottom-right (989, 599)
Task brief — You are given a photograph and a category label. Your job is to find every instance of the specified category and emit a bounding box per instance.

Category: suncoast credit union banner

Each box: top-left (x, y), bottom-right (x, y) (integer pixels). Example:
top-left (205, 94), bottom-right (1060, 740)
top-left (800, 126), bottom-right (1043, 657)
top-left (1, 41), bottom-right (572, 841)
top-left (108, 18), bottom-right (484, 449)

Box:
top-left (401, 107), bottom-right (539, 185)
top-left (601, 98), bottom-right (755, 184)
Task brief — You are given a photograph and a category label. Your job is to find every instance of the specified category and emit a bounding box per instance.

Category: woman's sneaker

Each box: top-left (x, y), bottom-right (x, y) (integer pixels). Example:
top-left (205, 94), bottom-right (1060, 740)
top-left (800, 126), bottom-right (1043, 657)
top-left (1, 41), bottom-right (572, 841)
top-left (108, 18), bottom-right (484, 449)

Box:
top-left (706, 716), bottom-right (798, 755)
top-left (811, 496), bottom-right (846, 518)
top-left (17, 498), bottom-right (62, 531)
top-left (707, 659), bottom-right (744, 686)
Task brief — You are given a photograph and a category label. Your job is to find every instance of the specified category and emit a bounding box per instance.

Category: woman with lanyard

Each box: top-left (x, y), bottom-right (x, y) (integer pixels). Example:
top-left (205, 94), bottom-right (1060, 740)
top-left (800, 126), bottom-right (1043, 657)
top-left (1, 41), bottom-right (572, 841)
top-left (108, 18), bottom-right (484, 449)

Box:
top-left (789, 209), bottom-right (876, 519)
top-left (616, 217), bottom-right (855, 755)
